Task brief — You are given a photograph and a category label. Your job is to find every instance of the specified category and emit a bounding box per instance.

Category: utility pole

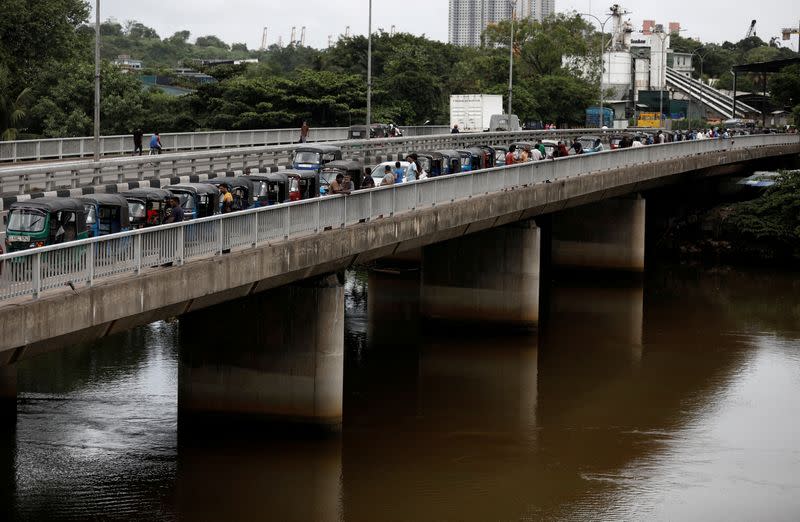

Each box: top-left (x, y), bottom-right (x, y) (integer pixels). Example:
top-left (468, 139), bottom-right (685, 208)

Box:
top-left (93, 0), bottom-right (100, 162)
top-left (507, 0), bottom-right (517, 118)
top-left (366, 0), bottom-right (372, 139)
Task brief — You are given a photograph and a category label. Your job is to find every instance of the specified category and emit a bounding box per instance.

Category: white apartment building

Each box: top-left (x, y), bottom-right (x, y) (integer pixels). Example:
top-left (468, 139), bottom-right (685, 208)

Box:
top-left (449, 0), bottom-right (555, 47)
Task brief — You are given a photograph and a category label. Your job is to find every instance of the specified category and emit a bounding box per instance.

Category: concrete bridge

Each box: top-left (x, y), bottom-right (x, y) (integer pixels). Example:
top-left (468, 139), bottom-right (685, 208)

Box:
top-left (1, 133), bottom-right (797, 428)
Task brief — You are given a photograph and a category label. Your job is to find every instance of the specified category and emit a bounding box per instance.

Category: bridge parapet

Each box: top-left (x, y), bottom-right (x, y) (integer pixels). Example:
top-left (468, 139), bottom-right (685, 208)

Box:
top-left (0, 134), bottom-right (796, 305)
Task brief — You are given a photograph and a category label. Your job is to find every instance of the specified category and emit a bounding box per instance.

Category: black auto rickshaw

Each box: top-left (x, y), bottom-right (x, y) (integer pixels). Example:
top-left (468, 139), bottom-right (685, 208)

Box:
top-left (4, 197), bottom-right (89, 252)
top-left (246, 175), bottom-right (271, 207)
top-left (467, 144), bottom-right (497, 169)
top-left (459, 148), bottom-right (486, 171)
top-left (207, 176), bottom-right (257, 211)
top-left (286, 170), bottom-right (320, 199)
top-left (265, 172), bottom-right (291, 205)
top-left (291, 144), bottom-right (343, 172)
top-left (320, 159), bottom-right (364, 192)
top-left (120, 188), bottom-right (173, 228)
top-left (436, 150), bottom-right (466, 174)
top-left (413, 152), bottom-right (436, 177)
top-left (79, 194), bottom-right (131, 237)
top-left (348, 125), bottom-right (369, 140)
top-left (164, 183), bottom-right (220, 219)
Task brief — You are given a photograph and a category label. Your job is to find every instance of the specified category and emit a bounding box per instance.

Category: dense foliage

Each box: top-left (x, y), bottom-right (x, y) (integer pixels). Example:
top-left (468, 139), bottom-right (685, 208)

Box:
top-left (722, 171), bottom-right (800, 261)
top-left (0, 0), bottom-right (797, 139)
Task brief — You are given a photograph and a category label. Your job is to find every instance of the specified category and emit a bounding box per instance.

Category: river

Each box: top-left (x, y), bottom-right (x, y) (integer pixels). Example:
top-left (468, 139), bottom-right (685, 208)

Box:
top-left (2, 264), bottom-right (799, 521)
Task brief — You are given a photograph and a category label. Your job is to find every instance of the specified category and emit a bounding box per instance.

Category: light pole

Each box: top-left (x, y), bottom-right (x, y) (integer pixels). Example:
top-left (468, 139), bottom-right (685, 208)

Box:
top-left (689, 47), bottom-right (707, 123)
top-left (580, 12), bottom-right (614, 128)
top-left (93, 0), bottom-right (100, 161)
top-left (652, 26), bottom-right (669, 128)
top-left (507, 0), bottom-right (517, 118)
top-left (366, 0), bottom-right (372, 140)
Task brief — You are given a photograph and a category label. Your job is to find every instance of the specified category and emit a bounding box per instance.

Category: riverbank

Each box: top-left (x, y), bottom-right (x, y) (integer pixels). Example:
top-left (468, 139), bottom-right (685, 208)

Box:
top-left (656, 170), bottom-right (800, 265)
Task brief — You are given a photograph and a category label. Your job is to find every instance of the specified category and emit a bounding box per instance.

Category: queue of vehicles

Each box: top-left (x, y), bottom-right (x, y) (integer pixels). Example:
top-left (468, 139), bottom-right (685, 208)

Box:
top-left (1, 128), bottom-right (746, 253)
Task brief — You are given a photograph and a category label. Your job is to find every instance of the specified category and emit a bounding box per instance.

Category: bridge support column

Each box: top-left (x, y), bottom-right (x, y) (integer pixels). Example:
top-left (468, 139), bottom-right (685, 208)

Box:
top-left (0, 365), bottom-right (16, 420)
top-left (421, 220), bottom-right (540, 328)
top-left (552, 195), bottom-right (645, 272)
top-left (179, 274), bottom-right (344, 431)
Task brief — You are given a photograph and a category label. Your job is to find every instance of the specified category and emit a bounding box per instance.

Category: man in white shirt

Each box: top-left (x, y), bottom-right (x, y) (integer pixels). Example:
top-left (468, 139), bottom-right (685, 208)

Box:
top-left (404, 155), bottom-right (418, 181)
top-left (530, 147), bottom-right (542, 161)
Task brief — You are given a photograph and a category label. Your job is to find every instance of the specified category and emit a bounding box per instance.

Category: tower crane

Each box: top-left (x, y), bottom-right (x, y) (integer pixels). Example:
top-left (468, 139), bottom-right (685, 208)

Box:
top-left (745, 19), bottom-right (756, 38)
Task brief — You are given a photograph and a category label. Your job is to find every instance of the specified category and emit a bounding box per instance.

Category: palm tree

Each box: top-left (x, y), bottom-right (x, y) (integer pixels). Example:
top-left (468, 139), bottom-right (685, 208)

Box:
top-left (0, 86), bottom-right (33, 141)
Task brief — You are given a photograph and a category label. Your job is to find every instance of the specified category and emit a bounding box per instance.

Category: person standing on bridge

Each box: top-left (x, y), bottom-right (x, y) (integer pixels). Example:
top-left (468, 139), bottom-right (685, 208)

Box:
top-left (299, 121), bottom-right (310, 143)
top-left (218, 183), bottom-right (233, 213)
top-left (164, 197), bottom-right (184, 223)
top-left (381, 165), bottom-right (395, 186)
top-left (451, 124), bottom-right (460, 134)
top-left (505, 144), bottom-right (516, 165)
top-left (133, 128), bottom-right (143, 155)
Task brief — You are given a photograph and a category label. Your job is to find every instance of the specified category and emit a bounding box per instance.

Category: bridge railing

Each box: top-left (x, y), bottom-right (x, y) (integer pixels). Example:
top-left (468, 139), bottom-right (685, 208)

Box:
top-left (0, 133), bottom-right (796, 302)
top-left (0, 129), bottom-right (618, 198)
top-left (0, 126), bottom-right (451, 163)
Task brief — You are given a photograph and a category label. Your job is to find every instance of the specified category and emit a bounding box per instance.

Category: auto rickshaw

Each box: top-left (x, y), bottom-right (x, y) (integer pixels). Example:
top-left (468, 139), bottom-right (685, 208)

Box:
top-left (265, 172), bottom-right (291, 205)
top-left (348, 125), bottom-right (369, 139)
top-left (435, 150), bottom-right (465, 174)
top-left (164, 183), bottom-right (220, 219)
top-left (4, 197), bottom-right (89, 252)
top-left (320, 159), bottom-right (364, 192)
top-left (120, 188), bottom-right (173, 228)
top-left (466, 145), bottom-right (496, 169)
top-left (206, 176), bottom-right (257, 211)
top-left (413, 152), bottom-right (436, 177)
top-left (291, 145), bottom-right (342, 172)
top-left (246, 175), bottom-right (271, 207)
top-left (282, 169), bottom-right (320, 200)
top-left (79, 194), bottom-right (131, 237)
top-left (494, 145), bottom-right (508, 166)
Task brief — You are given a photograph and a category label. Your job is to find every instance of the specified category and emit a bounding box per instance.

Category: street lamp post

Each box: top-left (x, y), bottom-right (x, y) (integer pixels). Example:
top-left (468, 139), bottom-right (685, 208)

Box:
top-left (689, 47), bottom-right (707, 122)
top-left (507, 0), bottom-right (517, 118)
top-left (653, 27), bottom-right (669, 128)
top-left (93, 0), bottom-right (100, 162)
top-left (580, 13), bottom-right (614, 129)
top-left (366, 0), bottom-right (372, 140)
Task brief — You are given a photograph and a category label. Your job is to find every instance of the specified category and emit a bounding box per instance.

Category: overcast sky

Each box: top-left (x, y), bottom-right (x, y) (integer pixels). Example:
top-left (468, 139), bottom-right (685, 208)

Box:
top-left (98, 0), bottom-right (800, 52)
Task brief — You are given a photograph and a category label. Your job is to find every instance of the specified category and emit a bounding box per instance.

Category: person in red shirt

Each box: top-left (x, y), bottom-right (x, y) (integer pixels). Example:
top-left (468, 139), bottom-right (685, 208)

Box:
top-left (505, 144), bottom-right (516, 165)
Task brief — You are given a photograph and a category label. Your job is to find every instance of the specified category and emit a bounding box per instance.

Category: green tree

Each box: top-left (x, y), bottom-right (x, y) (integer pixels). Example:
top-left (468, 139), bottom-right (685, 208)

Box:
top-left (195, 35), bottom-right (229, 50)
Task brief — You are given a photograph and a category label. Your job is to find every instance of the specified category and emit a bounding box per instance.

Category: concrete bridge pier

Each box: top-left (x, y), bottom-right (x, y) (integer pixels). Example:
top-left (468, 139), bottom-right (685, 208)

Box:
top-left (0, 365), bottom-right (16, 421)
top-left (421, 220), bottom-right (540, 328)
top-left (178, 274), bottom-right (344, 432)
top-left (552, 195), bottom-right (646, 272)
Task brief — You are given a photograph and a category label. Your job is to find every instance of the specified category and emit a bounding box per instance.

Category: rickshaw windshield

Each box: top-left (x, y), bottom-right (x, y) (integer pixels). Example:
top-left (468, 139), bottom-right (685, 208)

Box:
top-left (418, 157), bottom-right (432, 171)
top-left (175, 193), bottom-right (195, 210)
top-left (84, 205), bottom-right (97, 225)
top-left (460, 156), bottom-right (471, 166)
top-left (8, 209), bottom-right (47, 232)
top-left (128, 202), bottom-right (146, 219)
top-left (254, 181), bottom-right (268, 197)
top-left (294, 151), bottom-right (320, 164)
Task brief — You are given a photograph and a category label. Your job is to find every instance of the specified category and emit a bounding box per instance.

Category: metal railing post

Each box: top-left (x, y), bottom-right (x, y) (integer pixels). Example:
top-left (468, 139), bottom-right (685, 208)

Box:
top-left (177, 226), bottom-right (185, 265)
top-left (86, 242), bottom-right (94, 287)
top-left (218, 218), bottom-right (224, 254)
top-left (134, 234), bottom-right (142, 274)
top-left (28, 252), bottom-right (42, 298)
top-left (285, 206), bottom-right (290, 239)
top-left (315, 201), bottom-right (320, 232)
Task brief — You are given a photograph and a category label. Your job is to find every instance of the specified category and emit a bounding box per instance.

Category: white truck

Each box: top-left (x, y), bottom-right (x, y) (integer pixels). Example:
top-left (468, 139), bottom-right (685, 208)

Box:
top-left (449, 94), bottom-right (505, 132)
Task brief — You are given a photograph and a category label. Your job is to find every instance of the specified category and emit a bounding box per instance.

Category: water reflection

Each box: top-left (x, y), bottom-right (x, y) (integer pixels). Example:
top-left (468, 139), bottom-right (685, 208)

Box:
top-left (1, 266), bottom-right (798, 521)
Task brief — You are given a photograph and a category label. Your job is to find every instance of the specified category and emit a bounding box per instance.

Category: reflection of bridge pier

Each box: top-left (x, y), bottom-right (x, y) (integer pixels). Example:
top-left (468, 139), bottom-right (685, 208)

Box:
top-left (176, 437), bottom-right (342, 520)
top-left (0, 364), bottom-right (15, 421)
top-left (179, 274), bottom-right (344, 430)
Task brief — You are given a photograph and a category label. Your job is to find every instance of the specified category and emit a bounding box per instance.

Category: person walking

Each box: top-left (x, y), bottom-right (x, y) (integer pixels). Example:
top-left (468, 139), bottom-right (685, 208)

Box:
top-left (299, 121), bottom-right (310, 143)
top-left (149, 132), bottom-right (162, 154)
top-left (133, 128), bottom-right (143, 155)
top-left (451, 124), bottom-right (460, 134)
top-left (557, 141), bottom-right (570, 157)
top-left (394, 161), bottom-right (405, 183)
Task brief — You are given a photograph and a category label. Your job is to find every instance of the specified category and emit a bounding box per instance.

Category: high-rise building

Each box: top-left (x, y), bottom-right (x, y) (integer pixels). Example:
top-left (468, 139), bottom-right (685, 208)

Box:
top-left (449, 0), bottom-right (555, 47)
